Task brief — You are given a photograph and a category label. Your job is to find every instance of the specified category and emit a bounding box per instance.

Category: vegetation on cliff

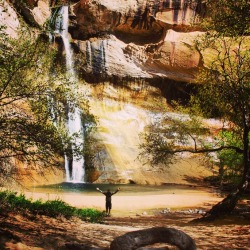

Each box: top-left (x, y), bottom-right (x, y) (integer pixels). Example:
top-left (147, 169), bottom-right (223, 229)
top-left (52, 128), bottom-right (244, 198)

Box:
top-left (0, 24), bottom-right (87, 183)
top-left (140, 0), bottom-right (250, 219)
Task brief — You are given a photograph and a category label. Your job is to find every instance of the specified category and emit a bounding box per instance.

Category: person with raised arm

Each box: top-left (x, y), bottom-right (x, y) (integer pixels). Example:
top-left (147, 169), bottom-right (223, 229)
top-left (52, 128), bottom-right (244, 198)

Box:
top-left (96, 187), bottom-right (120, 216)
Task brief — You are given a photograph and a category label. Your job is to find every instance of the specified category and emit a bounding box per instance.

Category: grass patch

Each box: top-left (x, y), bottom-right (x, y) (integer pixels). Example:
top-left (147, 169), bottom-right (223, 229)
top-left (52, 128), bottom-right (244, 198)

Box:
top-left (0, 190), bottom-right (104, 223)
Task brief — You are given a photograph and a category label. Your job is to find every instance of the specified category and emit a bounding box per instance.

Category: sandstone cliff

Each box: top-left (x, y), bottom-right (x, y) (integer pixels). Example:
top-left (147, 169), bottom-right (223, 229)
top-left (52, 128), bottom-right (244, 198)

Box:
top-left (8, 0), bottom-right (205, 81)
top-left (2, 0), bottom-right (213, 185)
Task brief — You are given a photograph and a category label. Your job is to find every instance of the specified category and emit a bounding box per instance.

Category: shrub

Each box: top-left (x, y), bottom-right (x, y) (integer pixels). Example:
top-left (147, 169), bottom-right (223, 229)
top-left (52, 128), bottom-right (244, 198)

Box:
top-left (0, 190), bottom-right (104, 223)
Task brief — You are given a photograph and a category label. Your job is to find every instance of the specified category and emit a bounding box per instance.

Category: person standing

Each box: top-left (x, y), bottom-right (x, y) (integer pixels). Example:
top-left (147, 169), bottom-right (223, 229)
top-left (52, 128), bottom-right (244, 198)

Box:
top-left (96, 187), bottom-right (120, 216)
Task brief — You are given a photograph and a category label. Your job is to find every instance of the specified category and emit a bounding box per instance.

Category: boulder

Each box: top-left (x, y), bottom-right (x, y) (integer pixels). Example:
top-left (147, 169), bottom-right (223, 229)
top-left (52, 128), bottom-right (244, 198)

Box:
top-left (9, 0), bottom-right (50, 27)
top-left (0, 1), bottom-right (20, 38)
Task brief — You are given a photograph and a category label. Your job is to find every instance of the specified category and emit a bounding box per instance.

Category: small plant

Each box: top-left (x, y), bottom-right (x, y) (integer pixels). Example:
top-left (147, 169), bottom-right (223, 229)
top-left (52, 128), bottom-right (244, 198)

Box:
top-left (75, 208), bottom-right (105, 223)
top-left (0, 190), bottom-right (104, 223)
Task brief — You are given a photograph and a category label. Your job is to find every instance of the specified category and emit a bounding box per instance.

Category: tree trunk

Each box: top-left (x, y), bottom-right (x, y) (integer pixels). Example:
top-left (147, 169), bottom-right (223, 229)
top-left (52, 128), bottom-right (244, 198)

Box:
top-left (202, 186), bottom-right (246, 219)
top-left (195, 125), bottom-right (250, 221)
top-left (110, 227), bottom-right (196, 250)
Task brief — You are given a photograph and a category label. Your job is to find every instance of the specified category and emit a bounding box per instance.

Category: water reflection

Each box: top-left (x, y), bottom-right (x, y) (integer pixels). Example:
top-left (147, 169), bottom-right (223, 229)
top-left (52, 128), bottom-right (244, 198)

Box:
top-left (33, 182), bottom-right (206, 196)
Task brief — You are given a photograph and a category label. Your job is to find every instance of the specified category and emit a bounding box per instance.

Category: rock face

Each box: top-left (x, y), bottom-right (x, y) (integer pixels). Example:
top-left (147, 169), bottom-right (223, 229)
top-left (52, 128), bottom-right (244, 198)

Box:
top-left (75, 29), bottom-right (202, 82)
top-left (84, 82), bottom-right (212, 185)
top-left (0, 1), bottom-right (20, 38)
top-left (70, 0), bottom-right (204, 81)
top-left (8, 0), bottom-right (205, 81)
top-left (75, 35), bottom-right (151, 79)
top-left (8, 0), bottom-right (50, 27)
top-left (3, 0), bottom-right (212, 185)
top-left (31, 1), bottom-right (50, 26)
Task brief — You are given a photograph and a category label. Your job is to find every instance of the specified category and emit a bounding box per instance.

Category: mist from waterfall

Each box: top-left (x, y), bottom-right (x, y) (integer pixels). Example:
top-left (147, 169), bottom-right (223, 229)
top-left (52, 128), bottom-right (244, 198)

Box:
top-left (55, 5), bottom-right (85, 183)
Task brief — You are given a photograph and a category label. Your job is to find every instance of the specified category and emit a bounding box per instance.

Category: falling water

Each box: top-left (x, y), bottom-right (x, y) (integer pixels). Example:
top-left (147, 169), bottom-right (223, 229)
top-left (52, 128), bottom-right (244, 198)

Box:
top-left (55, 6), bottom-right (85, 183)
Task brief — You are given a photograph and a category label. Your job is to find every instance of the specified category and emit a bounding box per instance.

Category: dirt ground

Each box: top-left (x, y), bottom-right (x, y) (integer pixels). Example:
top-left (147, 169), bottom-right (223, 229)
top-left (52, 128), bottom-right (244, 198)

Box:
top-left (0, 185), bottom-right (250, 249)
top-left (0, 204), bottom-right (250, 250)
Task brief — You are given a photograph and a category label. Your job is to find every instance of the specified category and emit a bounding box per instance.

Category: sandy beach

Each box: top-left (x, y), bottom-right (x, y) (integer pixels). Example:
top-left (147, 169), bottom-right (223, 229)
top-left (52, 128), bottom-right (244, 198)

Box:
top-left (23, 188), bottom-right (223, 215)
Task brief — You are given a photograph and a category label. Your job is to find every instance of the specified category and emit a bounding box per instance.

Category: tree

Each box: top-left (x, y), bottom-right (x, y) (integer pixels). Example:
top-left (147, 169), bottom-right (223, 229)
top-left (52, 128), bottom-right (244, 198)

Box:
top-left (0, 26), bottom-right (81, 182)
top-left (216, 131), bottom-right (243, 187)
top-left (204, 0), bottom-right (250, 36)
top-left (140, 0), bottom-right (250, 219)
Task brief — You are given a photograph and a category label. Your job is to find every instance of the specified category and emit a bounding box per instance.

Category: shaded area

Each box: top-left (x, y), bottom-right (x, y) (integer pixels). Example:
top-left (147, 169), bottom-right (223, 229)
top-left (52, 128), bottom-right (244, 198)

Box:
top-left (74, 72), bottom-right (196, 107)
top-left (148, 77), bottom-right (196, 105)
top-left (0, 210), bottom-right (249, 249)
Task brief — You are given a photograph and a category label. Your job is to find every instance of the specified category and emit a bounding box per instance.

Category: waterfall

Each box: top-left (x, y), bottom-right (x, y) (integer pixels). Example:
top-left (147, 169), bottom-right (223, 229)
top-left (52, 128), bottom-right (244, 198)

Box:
top-left (55, 6), bottom-right (85, 183)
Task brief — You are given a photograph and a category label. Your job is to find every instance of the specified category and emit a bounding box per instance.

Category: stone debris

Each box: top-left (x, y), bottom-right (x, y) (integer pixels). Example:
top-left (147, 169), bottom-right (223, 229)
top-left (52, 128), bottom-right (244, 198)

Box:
top-left (159, 208), bottom-right (205, 215)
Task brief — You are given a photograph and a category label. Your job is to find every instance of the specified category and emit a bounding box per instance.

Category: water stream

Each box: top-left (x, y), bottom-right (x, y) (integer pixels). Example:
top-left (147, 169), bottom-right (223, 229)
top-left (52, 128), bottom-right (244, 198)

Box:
top-left (55, 6), bottom-right (85, 183)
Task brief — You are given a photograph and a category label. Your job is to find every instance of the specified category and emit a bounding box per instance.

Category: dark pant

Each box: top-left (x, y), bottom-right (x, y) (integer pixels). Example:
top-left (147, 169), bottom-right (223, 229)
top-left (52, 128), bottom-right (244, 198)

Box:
top-left (106, 201), bottom-right (112, 210)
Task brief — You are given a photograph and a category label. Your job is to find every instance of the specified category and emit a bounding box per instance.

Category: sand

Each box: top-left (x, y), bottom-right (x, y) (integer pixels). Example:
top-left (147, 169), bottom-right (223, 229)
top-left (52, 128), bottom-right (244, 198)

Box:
top-left (23, 188), bottom-right (223, 215)
top-left (2, 188), bottom-right (250, 249)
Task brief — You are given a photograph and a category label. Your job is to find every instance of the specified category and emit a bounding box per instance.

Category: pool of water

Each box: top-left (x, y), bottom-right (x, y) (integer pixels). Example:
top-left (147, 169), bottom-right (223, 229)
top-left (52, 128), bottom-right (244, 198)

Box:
top-left (30, 182), bottom-right (211, 196)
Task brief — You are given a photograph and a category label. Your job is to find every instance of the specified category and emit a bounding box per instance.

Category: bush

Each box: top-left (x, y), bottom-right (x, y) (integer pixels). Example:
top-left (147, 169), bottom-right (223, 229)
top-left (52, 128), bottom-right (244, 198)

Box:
top-left (75, 208), bottom-right (105, 223)
top-left (0, 190), bottom-right (104, 223)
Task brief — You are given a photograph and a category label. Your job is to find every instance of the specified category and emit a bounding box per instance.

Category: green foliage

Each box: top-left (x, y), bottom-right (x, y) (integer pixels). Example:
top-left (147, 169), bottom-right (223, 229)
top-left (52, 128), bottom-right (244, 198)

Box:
top-left (192, 6), bottom-right (250, 187)
top-left (0, 190), bottom-right (104, 223)
top-left (195, 35), bottom-right (250, 126)
top-left (216, 131), bottom-right (243, 186)
top-left (45, 7), bottom-right (61, 35)
top-left (74, 208), bottom-right (105, 223)
top-left (205, 0), bottom-right (250, 36)
top-left (0, 23), bottom-right (92, 178)
top-left (0, 29), bottom-right (65, 170)
top-left (0, 191), bottom-right (32, 210)
top-left (139, 109), bottom-right (210, 166)
top-left (140, 1), bottom-right (250, 191)
top-left (33, 199), bottom-right (75, 218)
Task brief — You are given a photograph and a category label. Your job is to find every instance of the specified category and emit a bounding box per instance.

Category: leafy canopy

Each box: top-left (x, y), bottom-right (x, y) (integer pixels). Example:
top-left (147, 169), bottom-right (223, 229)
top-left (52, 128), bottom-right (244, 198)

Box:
top-left (0, 26), bottom-right (82, 178)
top-left (204, 0), bottom-right (250, 36)
top-left (140, 0), bottom-right (250, 174)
